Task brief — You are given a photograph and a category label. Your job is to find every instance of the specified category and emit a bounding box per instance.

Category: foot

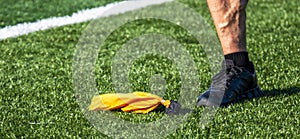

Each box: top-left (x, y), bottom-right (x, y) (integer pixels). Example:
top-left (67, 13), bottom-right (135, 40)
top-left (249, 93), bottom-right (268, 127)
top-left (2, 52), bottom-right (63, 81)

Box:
top-left (197, 59), bottom-right (265, 107)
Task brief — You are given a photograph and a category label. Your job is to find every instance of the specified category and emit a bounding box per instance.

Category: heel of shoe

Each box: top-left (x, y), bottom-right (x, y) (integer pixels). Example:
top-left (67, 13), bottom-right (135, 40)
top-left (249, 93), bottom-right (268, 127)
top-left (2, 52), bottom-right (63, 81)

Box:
top-left (245, 86), bottom-right (265, 99)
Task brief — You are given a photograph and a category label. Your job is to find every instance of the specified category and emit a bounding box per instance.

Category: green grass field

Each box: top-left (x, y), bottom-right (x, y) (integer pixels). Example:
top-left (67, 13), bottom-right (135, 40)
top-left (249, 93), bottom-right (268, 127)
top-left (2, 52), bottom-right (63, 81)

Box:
top-left (0, 0), bottom-right (299, 138)
top-left (0, 0), bottom-right (122, 28)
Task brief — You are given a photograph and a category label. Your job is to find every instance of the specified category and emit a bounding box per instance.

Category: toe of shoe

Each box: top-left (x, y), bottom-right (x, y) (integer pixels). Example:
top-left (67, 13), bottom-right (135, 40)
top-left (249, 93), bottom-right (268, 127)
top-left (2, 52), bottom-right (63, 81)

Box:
top-left (197, 90), bottom-right (210, 106)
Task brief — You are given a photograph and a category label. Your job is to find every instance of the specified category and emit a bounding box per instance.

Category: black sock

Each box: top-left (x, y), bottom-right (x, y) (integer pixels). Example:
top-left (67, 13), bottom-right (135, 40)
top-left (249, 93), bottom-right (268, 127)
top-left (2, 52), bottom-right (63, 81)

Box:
top-left (224, 52), bottom-right (250, 68)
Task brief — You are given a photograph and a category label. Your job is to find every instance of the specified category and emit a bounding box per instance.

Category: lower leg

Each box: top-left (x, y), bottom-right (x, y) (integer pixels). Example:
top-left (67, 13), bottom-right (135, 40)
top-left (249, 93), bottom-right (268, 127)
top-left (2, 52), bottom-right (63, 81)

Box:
top-left (207, 0), bottom-right (248, 55)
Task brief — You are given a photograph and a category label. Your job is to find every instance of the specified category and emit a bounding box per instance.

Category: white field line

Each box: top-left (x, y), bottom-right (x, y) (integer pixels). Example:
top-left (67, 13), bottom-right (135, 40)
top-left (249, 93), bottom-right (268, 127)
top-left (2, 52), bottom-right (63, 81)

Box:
top-left (0, 0), bottom-right (172, 40)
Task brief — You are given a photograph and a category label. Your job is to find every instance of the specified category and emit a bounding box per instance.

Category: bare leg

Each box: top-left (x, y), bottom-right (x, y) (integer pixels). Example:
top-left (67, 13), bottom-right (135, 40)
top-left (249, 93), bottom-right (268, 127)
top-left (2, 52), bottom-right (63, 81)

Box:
top-left (207, 0), bottom-right (248, 55)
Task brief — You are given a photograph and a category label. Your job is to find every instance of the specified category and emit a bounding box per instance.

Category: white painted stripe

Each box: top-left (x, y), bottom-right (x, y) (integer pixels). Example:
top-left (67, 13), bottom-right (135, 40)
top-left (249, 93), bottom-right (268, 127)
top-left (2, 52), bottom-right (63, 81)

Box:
top-left (0, 0), bottom-right (172, 40)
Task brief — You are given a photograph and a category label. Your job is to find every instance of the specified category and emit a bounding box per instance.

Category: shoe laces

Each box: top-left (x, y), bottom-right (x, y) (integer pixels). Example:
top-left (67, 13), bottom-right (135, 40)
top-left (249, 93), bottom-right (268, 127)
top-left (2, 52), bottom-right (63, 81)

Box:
top-left (225, 66), bottom-right (242, 89)
top-left (212, 65), bottom-right (242, 89)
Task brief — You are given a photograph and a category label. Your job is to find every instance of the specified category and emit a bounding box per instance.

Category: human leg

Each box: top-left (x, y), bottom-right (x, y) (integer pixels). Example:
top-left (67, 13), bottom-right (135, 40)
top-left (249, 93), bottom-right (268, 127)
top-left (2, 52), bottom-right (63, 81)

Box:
top-left (197, 0), bottom-right (265, 106)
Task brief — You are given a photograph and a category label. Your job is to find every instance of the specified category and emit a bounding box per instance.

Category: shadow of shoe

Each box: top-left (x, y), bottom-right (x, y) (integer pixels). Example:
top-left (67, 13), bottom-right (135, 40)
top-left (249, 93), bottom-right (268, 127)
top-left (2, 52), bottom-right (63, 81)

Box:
top-left (262, 86), bottom-right (300, 97)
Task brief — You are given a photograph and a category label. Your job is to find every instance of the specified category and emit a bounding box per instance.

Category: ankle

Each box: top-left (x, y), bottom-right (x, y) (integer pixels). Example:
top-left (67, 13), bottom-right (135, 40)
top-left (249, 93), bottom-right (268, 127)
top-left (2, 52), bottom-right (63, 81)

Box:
top-left (224, 52), bottom-right (251, 68)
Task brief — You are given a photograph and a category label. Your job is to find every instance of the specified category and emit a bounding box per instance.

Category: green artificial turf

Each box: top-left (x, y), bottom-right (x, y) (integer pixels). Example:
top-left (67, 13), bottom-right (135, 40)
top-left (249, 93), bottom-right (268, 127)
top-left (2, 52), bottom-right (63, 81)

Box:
top-left (0, 0), bottom-right (122, 28)
top-left (0, 0), bottom-right (300, 138)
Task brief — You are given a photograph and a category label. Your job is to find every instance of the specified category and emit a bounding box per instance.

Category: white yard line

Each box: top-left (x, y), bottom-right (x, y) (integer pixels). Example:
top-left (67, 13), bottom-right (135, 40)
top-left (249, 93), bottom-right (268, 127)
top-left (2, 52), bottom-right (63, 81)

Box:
top-left (0, 0), bottom-right (172, 40)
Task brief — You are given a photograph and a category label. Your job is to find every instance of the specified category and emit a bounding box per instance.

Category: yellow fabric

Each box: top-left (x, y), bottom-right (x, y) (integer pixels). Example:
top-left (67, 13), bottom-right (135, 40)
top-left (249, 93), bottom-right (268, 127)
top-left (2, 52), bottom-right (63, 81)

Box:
top-left (89, 92), bottom-right (170, 114)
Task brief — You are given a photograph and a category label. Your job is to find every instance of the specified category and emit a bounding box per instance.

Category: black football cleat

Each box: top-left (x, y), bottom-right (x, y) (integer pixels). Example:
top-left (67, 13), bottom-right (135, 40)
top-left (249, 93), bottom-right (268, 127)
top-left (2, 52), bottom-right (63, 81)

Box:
top-left (197, 59), bottom-right (265, 107)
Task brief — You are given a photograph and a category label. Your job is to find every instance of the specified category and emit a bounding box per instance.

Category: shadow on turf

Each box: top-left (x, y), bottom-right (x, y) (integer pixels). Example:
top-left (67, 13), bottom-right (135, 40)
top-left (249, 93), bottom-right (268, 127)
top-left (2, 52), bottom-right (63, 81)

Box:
top-left (262, 86), bottom-right (300, 97)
